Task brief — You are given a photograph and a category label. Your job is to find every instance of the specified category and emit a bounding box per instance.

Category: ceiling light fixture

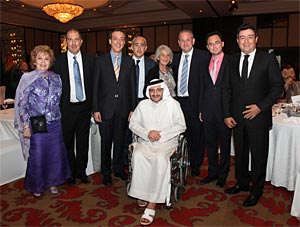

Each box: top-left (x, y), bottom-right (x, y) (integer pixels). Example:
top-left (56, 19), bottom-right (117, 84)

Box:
top-left (42, 0), bottom-right (84, 23)
top-left (228, 0), bottom-right (238, 12)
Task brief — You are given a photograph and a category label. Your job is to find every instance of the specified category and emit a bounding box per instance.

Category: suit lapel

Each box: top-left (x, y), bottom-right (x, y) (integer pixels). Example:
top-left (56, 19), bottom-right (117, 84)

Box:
top-left (106, 53), bottom-right (117, 81)
top-left (235, 53), bottom-right (242, 82)
top-left (248, 51), bottom-right (259, 81)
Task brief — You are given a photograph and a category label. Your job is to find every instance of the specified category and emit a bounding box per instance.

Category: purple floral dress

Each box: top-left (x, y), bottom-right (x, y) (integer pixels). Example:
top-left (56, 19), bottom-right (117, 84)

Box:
top-left (17, 70), bottom-right (71, 194)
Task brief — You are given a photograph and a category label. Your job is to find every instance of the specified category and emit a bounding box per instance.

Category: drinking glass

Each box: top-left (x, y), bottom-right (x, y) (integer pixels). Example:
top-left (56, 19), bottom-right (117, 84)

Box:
top-left (1, 102), bottom-right (8, 114)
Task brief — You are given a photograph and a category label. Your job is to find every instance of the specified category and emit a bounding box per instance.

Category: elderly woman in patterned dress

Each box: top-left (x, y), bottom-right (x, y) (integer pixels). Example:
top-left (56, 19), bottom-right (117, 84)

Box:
top-left (144, 45), bottom-right (176, 97)
top-left (14, 45), bottom-right (71, 197)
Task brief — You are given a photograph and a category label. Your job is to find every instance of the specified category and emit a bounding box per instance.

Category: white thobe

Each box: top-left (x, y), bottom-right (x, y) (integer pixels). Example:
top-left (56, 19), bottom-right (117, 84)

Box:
top-left (128, 97), bottom-right (186, 203)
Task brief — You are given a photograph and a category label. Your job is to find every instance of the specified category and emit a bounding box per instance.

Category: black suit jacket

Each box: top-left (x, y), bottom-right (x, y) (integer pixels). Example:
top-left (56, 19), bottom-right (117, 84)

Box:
top-left (52, 52), bottom-right (95, 114)
top-left (93, 53), bottom-right (136, 120)
top-left (222, 50), bottom-right (283, 129)
top-left (136, 56), bottom-right (155, 99)
top-left (200, 54), bottom-right (229, 121)
top-left (172, 48), bottom-right (210, 113)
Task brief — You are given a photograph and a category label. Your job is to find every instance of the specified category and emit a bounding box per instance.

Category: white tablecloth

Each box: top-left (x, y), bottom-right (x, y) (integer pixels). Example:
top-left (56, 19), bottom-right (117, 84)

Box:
top-left (0, 108), bottom-right (27, 185)
top-left (266, 115), bottom-right (300, 218)
top-left (0, 108), bottom-right (97, 186)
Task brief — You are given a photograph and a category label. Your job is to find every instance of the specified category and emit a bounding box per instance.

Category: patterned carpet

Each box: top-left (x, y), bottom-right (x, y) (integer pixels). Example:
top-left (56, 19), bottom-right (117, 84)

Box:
top-left (1, 157), bottom-right (299, 227)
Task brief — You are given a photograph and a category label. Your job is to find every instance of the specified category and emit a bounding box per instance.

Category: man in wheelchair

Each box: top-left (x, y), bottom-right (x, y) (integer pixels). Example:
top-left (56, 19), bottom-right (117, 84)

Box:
top-left (128, 79), bottom-right (186, 225)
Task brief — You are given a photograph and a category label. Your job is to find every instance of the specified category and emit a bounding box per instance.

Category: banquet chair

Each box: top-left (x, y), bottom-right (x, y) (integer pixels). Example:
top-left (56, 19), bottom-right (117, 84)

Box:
top-left (126, 133), bottom-right (189, 208)
top-left (0, 86), bottom-right (6, 104)
top-left (285, 80), bottom-right (300, 103)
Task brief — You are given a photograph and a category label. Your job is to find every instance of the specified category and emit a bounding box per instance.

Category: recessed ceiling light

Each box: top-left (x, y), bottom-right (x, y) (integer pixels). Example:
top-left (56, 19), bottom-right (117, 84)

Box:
top-left (199, 9), bottom-right (203, 13)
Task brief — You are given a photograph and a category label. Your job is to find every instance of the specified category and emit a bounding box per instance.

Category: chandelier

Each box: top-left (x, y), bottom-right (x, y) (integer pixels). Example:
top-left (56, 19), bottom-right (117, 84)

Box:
top-left (42, 0), bottom-right (84, 23)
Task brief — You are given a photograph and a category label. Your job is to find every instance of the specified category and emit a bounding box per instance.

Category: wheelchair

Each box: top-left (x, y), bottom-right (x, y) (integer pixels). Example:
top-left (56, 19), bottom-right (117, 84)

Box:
top-left (126, 133), bottom-right (189, 208)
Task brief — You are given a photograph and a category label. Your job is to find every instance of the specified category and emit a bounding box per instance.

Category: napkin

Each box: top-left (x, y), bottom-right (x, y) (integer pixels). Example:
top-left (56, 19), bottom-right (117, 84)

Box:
top-left (4, 98), bottom-right (14, 104)
top-left (282, 117), bottom-right (300, 124)
top-left (291, 95), bottom-right (300, 104)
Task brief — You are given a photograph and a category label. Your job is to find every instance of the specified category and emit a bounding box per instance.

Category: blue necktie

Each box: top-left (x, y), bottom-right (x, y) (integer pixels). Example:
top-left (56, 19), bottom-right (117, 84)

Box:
top-left (73, 56), bottom-right (84, 101)
top-left (136, 59), bottom-right (140, 96)
top-left (180, 54), bottom-right (189, 95)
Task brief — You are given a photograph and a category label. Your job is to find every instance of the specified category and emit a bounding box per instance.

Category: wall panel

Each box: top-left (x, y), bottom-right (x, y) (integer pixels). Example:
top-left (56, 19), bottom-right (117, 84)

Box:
top-left (25, 28), bottom-right (34, 55)
top-left (43, 31), bottom-right (52, 47)
top-left (86, 32), bottom-right (96, 56)
top-left (155, 26), bottom-right (168, 47)
top-left (273, 27), bottom-right (287, 47)
top-left (288, 13), bottom-right (300, 46)
top-left (142, 27), bottom-right (155, 54)
top-left (96, 31), bottom-right (108, 54)
top-left (34, 30), bottom-right (43, 45)
top-left (51, 32), bottom-right (60, 55)
top-left (257, 28), bottom-right (272, 47)
top-left (169, 24), bottom-right (181, 52)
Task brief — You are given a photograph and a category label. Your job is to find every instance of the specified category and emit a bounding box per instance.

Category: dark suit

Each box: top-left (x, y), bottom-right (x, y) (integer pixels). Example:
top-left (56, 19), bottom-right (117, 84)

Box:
top-left (200, 54), bottom-right (231, 179)
top-left (93, 53), bottom-right (136, 176)
top-left (222, 50), bottom-right (283, 195)
top-left (52, 52), bottom-right (95, 180)
top-left (172, 48), bottom-right (210, 169)
top-left (135, 56), bottom-right (155, 100)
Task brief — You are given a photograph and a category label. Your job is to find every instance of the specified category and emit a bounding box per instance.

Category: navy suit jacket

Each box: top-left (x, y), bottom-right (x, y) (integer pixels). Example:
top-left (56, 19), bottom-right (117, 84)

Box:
top-left (222, 50), bottom-right (283, 129)
top-left (200, 54), bottom-right (229, 122)
top-left (172, 48), bottom-right (210, 113)
top-left (93, 53), bottom-right (136, 120)
top-left (136, 56), bottom-right (155, 99)
top-left (52, 52), bottom-right (95, 114)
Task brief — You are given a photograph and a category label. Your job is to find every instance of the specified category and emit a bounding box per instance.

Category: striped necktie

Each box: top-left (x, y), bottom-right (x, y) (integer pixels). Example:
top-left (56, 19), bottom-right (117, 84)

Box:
top-left (180, 54), bottom-right (189, 95)
top-left (73, 56), bottom-right (84, 101)
top-left (114, 55), bottom-right (120, 81)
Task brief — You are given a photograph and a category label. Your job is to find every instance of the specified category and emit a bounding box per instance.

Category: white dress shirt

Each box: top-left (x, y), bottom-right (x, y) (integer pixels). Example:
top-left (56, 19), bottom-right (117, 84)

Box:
top-left (67, 51), bottom-right (86, 103)
top-left (239, 49), bottom-right (256, 79)
top-left (132, 55), bottom-right (145, 98)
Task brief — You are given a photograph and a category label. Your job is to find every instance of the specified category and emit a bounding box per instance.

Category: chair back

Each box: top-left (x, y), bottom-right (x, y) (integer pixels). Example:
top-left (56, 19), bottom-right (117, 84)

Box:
top-left (0, 86), bottom-right (6, 103)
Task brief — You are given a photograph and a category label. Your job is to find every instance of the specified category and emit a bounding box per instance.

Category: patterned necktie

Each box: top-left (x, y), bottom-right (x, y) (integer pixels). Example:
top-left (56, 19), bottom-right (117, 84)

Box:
top-left (73, 56), bottom-right (84, 101)
top-left (114, 55), bottom-right (120, 81)
top-left (180, 54), bottom-right (189, 95)
top-left (136, 59), bottom-right (140, 96)
top-left (211, 58), bottom-right (218, 84)
top-left (242, 54), bottom-right (250, 83)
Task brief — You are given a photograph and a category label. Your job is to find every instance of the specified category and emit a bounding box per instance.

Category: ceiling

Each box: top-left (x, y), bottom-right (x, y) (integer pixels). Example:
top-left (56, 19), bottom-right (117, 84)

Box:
top-left (1, 0), bottom-right (299, 32)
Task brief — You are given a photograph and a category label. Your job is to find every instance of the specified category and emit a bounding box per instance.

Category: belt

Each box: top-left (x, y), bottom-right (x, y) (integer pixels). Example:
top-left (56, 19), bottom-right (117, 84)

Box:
top-left (177, 96), bottom-right (189, 99)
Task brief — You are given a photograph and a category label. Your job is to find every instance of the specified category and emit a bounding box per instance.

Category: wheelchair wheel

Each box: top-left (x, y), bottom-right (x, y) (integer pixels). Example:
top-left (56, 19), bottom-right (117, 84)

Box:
top-left (126, 182), bottom-right (131, 195)
top-left (179, 136), bottom-right (189, 186)
top-left (174, 185), bottom-right (183, 202)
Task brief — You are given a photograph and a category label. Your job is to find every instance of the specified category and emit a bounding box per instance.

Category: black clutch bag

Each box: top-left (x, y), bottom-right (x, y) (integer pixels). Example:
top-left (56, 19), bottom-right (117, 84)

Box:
top-left (30, 115), bottom-right (48, 133)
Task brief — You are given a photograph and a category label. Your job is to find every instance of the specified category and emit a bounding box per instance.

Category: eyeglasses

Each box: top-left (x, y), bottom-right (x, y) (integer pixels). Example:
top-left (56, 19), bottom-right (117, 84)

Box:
top-left (207, 41), bottom-right (222, 47)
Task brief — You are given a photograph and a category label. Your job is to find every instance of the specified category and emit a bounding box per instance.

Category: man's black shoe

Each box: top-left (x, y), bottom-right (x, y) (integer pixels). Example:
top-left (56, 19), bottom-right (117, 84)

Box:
top-left (103, 176), bottom-right (112, 186)
top-left (191, 166), bottom-right (200, 177)
top-left (216, 177), bottom-right (226, 187)
top-left (67, 177), bottom-right (76, 185)
top-left (200, 176), bottom-right (217, 185)
top-left (243, 194), bottom-right (262, 207)
top-left (114, 172), bottom-right (128, 180)
top-left (81, 176), bottom-right (90, 184)
top-left (224, 184), bottom-right (249, 194)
